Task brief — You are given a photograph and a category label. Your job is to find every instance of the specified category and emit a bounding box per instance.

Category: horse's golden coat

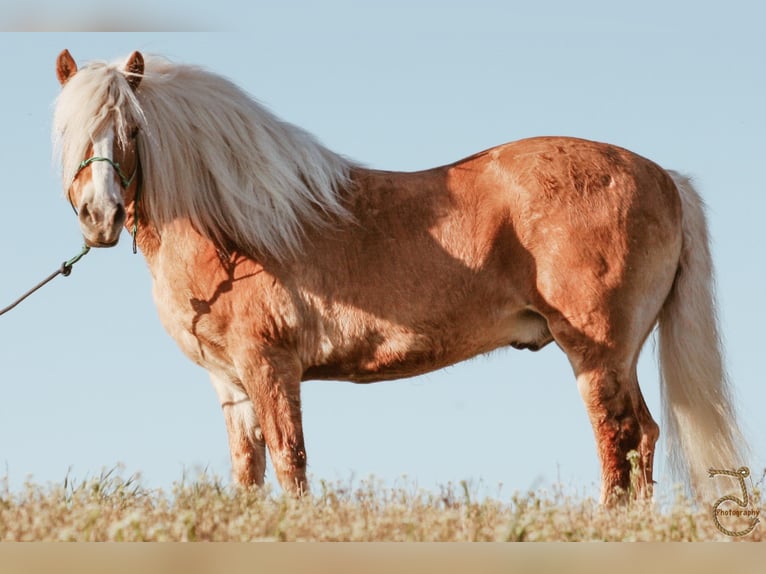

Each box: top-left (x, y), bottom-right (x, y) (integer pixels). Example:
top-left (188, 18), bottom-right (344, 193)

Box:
top-left (54, 50), bottom-right (745, 503)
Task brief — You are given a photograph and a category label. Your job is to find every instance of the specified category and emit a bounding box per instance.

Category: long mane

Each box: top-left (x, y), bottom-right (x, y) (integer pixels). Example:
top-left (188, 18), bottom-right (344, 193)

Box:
top-left (53, 55), bottom-right (355, 260)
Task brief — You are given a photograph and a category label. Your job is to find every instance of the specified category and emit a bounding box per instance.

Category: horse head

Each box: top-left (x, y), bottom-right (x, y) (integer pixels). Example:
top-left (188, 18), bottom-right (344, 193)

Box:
top-left (55, 49), bottom-right (144, 248)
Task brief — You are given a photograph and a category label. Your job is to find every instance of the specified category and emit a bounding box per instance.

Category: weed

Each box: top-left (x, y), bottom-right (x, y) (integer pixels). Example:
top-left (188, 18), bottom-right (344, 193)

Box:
top-left (0, 469), bottom-right (763, 541)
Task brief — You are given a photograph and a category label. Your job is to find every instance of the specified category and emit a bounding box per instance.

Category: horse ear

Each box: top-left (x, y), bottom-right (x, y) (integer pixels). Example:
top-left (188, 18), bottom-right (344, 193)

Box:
top-left (56, 49), bottom-right (77, 86)
top-left (124, 51), bottom-right (144, 91)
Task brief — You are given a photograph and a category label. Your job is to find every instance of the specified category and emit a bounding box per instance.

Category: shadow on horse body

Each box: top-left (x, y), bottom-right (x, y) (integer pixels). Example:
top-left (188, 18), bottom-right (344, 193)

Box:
top-left (53, 49), bottom-right (745, 504)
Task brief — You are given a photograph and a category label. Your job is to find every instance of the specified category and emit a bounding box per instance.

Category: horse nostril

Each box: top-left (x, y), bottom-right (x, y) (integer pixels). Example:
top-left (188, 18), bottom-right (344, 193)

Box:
top-left (79, 202), bottom-right (91, 223)
top-left (113, 203), bottom-right (126, 226)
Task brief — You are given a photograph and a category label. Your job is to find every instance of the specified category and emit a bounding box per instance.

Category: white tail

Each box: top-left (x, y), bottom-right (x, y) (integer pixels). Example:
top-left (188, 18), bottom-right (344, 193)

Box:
top-left (658, 171), bottom-right (746, 497)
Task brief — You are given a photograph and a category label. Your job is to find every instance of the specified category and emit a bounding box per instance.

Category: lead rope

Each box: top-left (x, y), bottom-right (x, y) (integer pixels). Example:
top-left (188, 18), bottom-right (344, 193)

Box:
top-left (1, 147), bottom-right (142, 316)
top-left (0, 244), bottom-right (91, 317)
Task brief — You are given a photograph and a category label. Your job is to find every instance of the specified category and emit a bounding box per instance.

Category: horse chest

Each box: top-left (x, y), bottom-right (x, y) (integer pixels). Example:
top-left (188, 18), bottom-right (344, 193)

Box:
top-left (151, 276), bottom-right (235, 372)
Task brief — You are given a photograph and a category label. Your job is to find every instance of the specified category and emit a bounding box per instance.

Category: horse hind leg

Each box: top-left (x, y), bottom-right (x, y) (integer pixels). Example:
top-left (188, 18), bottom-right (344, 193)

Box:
top-left (634, 386), bottom-right (659, 497)
top-left (536, 250), bottom-right (668, 503)
top-left (210, 372), bottom-right (267, 487)
top-left (574, 360), bottom-right (659, 504)
top-left (541, 297), bottom-right (660, 503)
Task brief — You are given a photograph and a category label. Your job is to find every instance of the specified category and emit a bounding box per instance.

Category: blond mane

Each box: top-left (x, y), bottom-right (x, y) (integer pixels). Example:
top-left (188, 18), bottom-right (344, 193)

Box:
top-left (53, 55), bottom-right (354, 260)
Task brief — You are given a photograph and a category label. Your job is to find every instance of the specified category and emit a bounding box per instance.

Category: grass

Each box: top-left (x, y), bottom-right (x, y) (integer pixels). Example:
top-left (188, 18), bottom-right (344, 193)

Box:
top-left (0, 466), bottom-right (763, 541)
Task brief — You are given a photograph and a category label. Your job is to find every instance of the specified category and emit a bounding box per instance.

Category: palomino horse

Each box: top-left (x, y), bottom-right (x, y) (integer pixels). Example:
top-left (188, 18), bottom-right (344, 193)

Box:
top-left (53, 50), bottom-right (744, 503)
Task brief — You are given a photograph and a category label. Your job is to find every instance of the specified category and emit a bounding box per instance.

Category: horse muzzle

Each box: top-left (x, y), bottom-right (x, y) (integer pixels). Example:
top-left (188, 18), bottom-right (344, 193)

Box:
top-left (78, 201), bottom-right (126, 247)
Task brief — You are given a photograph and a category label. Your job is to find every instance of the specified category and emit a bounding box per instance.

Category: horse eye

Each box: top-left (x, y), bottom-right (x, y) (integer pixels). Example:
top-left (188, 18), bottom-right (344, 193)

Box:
top-left (129, 126), bottom-right (139, 139)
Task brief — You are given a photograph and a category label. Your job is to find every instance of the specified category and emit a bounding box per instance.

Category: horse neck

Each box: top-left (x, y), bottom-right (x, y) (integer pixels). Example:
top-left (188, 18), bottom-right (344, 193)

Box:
top-left (129, 210), bottom-right (257, 275)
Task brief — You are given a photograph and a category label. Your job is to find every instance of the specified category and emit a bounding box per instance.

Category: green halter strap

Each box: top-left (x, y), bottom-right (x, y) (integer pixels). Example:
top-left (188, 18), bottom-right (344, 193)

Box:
top-left (71, 154), bottom-right (142, 254)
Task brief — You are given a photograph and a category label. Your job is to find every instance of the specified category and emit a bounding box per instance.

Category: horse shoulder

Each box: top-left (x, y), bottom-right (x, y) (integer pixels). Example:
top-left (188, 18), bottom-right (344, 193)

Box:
top-left (147, 229), bottom-right (301, 370)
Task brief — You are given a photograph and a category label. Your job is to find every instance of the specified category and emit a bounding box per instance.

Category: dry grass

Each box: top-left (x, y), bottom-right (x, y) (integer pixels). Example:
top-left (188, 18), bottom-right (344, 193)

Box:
top-left (0, 466), bottom-right (763, 541)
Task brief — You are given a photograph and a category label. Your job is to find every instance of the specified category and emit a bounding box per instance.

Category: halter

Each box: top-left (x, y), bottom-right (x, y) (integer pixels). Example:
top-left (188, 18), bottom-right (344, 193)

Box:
top-left (75, 156), bottom-right (136, 189)
top-left (69, 154), bottom-right (142, 254)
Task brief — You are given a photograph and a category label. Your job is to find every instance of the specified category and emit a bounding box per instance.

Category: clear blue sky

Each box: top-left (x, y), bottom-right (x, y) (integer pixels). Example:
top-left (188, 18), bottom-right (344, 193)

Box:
top-left (0, 3), bottom-right (763, 499)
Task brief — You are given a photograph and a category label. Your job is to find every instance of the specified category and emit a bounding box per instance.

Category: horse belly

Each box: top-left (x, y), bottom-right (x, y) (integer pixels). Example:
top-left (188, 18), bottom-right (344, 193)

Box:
top-left (303, 307), bottom-right (552, 383)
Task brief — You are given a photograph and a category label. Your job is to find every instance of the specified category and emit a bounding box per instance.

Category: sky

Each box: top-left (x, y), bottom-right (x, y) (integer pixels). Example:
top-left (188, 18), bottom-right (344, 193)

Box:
top-left (0, 3), bottom-right (764, 500)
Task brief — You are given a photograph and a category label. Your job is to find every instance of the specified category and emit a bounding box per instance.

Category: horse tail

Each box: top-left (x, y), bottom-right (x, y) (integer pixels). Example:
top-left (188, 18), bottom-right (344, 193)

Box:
top-left (658, 171), bottom-right (746, 497)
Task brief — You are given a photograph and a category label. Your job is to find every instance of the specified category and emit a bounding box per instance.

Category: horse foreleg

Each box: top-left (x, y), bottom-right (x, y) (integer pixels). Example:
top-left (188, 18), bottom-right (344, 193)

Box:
top-left (210, 372), bottom-right (267, 487)
top-left (240, 353), bottom-right (308, 496)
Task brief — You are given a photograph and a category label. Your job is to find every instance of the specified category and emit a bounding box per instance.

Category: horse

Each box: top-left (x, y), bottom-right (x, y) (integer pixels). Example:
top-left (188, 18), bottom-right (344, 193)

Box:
top-left (53, 49), bottom-right (745, 504)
